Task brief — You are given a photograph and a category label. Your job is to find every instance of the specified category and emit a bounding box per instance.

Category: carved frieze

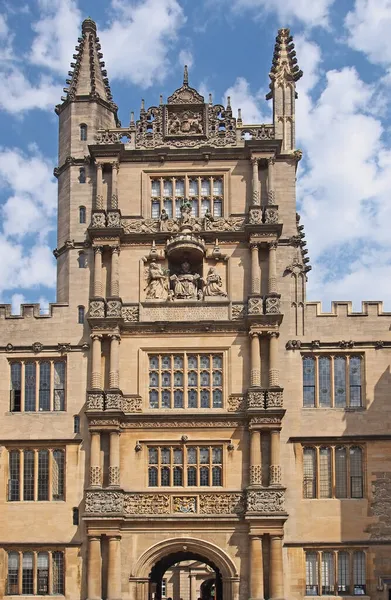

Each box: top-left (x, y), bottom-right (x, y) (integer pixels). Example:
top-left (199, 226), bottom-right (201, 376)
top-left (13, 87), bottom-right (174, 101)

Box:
top-left (227, 394), bottom-right (246, 412)
top-left (89, 299), bottom-right (105, 319)
top-left (264, 206), bottom-right (279, 224)
top-left (122, 215), bottom-right (245, 235)
top-left (106, 299), bottom-right (122, 318)
top-left (199, 493), bottom-right (245, 515)
top-left (142, 304), bottom-right (229, 322)
top-left (107, 211), bottom-right (121, 228)
top-left (249, 208), bottom-right (263, 225)
top-left (266, 390), bottom-right (283, 409)
top-left (231, 303), bottom-right (246, 320)
top-left (121, 420), bottom-right (242, 429)
top-left (85, 490), bottom-right (123, 513)
top-left (122, 305), bottom-right (139, 322)
top-left (173, 496), bottom-right (197, 513)
top-left (246, 489), bottom-right (285, 513)
top-left (247, 390), bottom-right (266, 410)
top-left (124, 493), bottom-right (170, 515)
top-left (91, 212), bottom-right (106, 228)
top-left (248, 297), bottom-right (264, 316)
top-left (265, 296), bottom-right (281, 314)
top-left (87, 392), bottom-right (105, 411)
top-left (122, 396), bottom-right (142, 413)
top-left (105, 392), bottom-right (122, 410)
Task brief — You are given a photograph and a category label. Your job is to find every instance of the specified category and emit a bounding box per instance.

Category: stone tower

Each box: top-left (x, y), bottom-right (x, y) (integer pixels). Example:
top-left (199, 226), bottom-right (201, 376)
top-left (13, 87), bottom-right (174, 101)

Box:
top-left (1, 18), bottom-right (391, 600)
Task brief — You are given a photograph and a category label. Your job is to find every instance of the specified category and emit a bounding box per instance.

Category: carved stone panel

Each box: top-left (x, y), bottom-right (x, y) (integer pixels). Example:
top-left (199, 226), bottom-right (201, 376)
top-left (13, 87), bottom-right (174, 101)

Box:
top-left (246, 489), bottom-right (285, 513)
top-left (91, 212), bottom-right (106, 228)
top-left (87, 392), bottom-right (105, 411)
top-left (265, 296), bottom-right (281, 314)
top-left (249, 208), bottom-right (263, 225)
top-left (106, 299), bottom-right (122, 318)
top-left (199, 493), bottom-right (245, 515)
top-left (89, 299), bottom-right (105, 318)
top-left (141, 304), bottom-right (229, 322)
top-left (231, 303), bottom-right (246, 320)
top-left (248, 297), bottom-right (264, 316)
top-left (122, 396), bottom-right (142, 413)
top-left (85, 490), bottom-right (123, 513)
top-left (227, 394), bottom-right (246, 412)
top-left (264, 206), bottom-right (279, 224)
top-left (173, 496), bottom-right (197, 513)
top-left (247, 390), bottom-right (266, 410)
top-left (266, 390), bottom-right (284, 409)
top-left (105, 392), bottom-right (122, 410)
top-left (123, 494), bottom-right (170, 515)
top-left (108, 466), bottom-right (120, 486)
top-left (122, 305), bottom-right (139, 322)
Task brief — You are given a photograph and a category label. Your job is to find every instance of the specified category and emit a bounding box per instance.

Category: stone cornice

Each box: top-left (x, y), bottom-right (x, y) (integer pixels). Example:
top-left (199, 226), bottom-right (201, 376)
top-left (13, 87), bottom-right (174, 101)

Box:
top-left (53, 155), bottom-right (92, 178)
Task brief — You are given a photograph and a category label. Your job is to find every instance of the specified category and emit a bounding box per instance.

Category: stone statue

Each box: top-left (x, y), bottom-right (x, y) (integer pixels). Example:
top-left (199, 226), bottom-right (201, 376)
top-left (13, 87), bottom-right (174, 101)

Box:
top-left (180, 198), bottom-right (192, 226)
top-left (159, 208), bottom-right (169, 231)
top-left (170, 261), bottom-right (200, 299)
top-left (203, 267), bottom-right (227, 298)
top-left (145, 262), bottom-right (169, 300)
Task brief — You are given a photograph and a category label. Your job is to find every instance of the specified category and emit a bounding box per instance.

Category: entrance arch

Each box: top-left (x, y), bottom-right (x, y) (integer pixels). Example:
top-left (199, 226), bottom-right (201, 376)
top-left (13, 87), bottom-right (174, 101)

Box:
top-left (131, 537), bottom-right (239, 600)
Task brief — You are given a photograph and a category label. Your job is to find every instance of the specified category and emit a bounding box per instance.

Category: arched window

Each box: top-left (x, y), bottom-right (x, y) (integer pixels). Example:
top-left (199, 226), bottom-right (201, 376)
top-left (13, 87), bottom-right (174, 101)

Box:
top-left (79, 167), bottom-right (86, 184)
top-left (79, 206), bottom-right (86, 223)
top-left (78, 252), bottom-right (87, 268)
top-left (78, 305), bottom-right (85, 324)
top-left (80, 124), bottom-right (87, 141)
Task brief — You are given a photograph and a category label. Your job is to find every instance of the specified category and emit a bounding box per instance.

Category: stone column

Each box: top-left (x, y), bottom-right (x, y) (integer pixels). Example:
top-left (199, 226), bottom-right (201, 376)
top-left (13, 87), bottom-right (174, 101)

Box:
top-left (93, 247), bottom-right (103, 297)
top-left (269, 535), bottom-right (284, 599)
top-left (96, 163), bottom-right (103, 210)
top-left (251, 243), bottom-right (260, 295)
top-left (189, 573), bottom-right (197, 600)
top-left (109, 431), bottom-right (120, 487)
top-left (90, 431), bottom-right (101, 488)
top-left (87, 536), bottom-right (102, 600)
top-left (269, 332), bottom-right (279, 387)
top-left (267, 157), bottom-right (275, 204)
top-left (109, 334), bottom-right (120, 389)
top-left (250, 332), bottom-right (261, 387)
top-left (269, 430), bottom-right (282, 486)
top-left (111, 162), bottom-right (119, 209)
top-left (91, 334), bottom-right (102, 389)
top-left (251, 157), bottom-right (260, 205)
top-left (268, 241), bottom-right (278, 294)
top-left (107, 535), bottom-right (121, 600)
top-left (110, 247), bottom-right (120, 297)
top-left (250, 535), bottom-right (264, 600)
top-left (250, 429), bottom-right (262, 485)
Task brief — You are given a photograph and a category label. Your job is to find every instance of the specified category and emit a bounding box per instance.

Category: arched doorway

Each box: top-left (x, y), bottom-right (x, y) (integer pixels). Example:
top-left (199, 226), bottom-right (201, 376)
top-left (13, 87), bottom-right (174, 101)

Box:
top-left (150, 551), bottom-right (221, 600)
top-left (200, 577), bottom-right (216, 600)
top-left (131, 537), bottom-right (239, 600)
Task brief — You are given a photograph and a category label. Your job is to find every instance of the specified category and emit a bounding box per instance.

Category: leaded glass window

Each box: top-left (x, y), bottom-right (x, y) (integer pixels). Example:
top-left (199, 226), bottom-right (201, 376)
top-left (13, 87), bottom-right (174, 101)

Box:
top-left (302, 355), bottom-right (363, 408)
top-left (305, 552), bottom-right (318, 595)
top-left (7, 552), bottom-right (19, 594)
top-left (306, 550), bottom-right (366, 597)
top-left (8, 448), bottom-right (65, 502)
top-left (150, 175), bottom-right (224, 218)
top-left (148, 353), bottom-right (224, 409)
top-left (10, 361), bottom-right (66, 412)
top-left (303, 357), bottom-right (315, 408)
top-left (39, 362), bottom-right (50, 411)
top-left (7, 550), bottom-right (65, 596)
top-left (38, 449), bottom-right (49, 501)
top-left (303, 447), bottom-right (316, 499)
top-left (148, 445), bottom-right (223, 487)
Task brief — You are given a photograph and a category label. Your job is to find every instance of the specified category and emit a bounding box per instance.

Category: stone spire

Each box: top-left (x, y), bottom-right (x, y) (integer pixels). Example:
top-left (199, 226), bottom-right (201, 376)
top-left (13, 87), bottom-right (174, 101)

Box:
top-left (266, 28), bottom-right (303, 100)
top-left (56, 17), bottom-right (118, 117)
top-left (266, 28), bottom-right (303, 152)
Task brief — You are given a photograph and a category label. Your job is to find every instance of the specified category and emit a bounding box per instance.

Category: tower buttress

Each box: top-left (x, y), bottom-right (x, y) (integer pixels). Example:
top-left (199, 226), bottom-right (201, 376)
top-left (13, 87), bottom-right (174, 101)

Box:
top-left (54, 18), bottom-right (119, 303)
top-left (266, 28), bottom-right (303, 153)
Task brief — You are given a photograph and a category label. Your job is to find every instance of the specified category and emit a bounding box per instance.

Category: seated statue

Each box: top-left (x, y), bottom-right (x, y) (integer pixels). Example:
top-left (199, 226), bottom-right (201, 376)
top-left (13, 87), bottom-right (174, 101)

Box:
top-left (145, 261), bottom-right (169, 300)
top-left (203, 267), bottom-right (227, 297)
top-left (170, 261), bottom-right (200, 299)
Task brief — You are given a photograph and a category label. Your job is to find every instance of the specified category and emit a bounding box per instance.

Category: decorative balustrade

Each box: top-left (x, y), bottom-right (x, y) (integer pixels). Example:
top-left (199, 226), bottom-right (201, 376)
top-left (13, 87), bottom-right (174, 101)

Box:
top-left (84, 488), bottom-right (285, 516)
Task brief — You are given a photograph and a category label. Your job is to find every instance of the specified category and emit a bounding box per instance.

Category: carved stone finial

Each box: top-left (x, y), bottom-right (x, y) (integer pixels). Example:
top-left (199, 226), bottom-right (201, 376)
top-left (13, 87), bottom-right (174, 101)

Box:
top-left (183, 64), bottom-right (189, 86)
top-left (208, 93), bottom-right (213, 105)
top-left (237, 108), bottom-right (242, 125)
top-left (266, 27), bottom-right (303, 100)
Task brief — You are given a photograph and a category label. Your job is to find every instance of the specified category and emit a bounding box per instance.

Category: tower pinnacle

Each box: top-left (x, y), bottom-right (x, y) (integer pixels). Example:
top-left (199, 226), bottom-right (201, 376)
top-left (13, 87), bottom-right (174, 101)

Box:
top-left (266, 28), bottom-right (303, 100)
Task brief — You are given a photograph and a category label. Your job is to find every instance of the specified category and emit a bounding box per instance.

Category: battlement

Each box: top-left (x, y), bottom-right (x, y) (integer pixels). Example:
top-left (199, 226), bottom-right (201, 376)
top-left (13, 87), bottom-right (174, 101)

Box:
top-left (306, 300), bottom-right (391, 318)
top-left (0, 303), bottom-right (68, 319)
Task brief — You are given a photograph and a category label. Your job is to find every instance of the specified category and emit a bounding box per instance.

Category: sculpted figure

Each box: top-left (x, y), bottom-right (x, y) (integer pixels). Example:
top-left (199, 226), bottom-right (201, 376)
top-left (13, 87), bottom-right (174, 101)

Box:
top-left (203, 267), bottom-right (227, 297)
top-left (159, 208), bottom-right (169, 231)
top-left (180, 198), bottom-right (192, 225)
top-left (170, 261), bottom-right (200, 299)
top-left (145, 261), bottom-right (169, 300)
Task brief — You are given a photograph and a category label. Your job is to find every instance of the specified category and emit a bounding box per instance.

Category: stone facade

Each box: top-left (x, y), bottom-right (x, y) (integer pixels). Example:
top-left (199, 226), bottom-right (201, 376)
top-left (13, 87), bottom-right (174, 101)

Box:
top-left (0, 18), bottom-right (391, 600)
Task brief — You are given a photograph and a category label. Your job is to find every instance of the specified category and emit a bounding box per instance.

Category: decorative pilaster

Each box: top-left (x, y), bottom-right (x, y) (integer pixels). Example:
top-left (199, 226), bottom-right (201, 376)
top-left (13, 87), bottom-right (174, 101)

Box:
top-left (251, 157), bottom-right (260, 205)
top-left (269, 535), bottom-right (284, 599)
top-left (250, 535), bottom-right (264, 600)
top-left (250, 243), bottom-right (260, 295)
top-left (93, 247), bottom-right (103, 297)
top-left (109, 431), bottom-right (120, 487)
top-left (109, 334), bottom-right (120, 389)
top-left (268, 241), bottom-right (277, 294)
top-left (250, 332), bottom-right (261, 387)
top-left (107, 535), bottom-right (121, 600)
top-left (87, 536), bottom-right (102, 600)
top-left (269, 332), bottom-right (279, 387)
top-left (91, 334), bottom-right (102, 389)
top-left (269, 429), bottom-right (282, 486)
top-left (90, 431), bottom-right (101, 488)
top-left (110, 246), bottom-right (120, 297)
top-left (267, 157), bottom-right (275, 204)
top-left (96, 163), bottom-right (103, 210)
top-left (250, 429), bottom-right (262, 485)
top-left (111, 162), bottom-right (119, 210)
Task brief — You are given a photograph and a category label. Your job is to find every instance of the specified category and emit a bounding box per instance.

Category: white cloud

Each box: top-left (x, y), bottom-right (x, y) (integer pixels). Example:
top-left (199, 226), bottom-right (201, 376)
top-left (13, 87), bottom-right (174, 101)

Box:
top-left (11, 293), bottom-right (26, 315)
top-left (213, 0), bottom-right (336, 27)
top-left (178, 49), bottom-right (194, 70)
top-left (0, 68), bottom-right (60, 114)
top-left (345, 0), bottom-right (391, 66)
top-left (101, 0), bottom-right (186, 87)
top-left (223, 77), bottom-right (270, 123)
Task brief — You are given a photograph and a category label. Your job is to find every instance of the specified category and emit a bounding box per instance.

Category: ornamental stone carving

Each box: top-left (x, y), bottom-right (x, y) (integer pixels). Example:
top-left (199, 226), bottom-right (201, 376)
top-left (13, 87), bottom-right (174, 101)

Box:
top-left (167, 109), bottom-right (204, 136)
top-left (170, 260), bottom-right (201, 300)
top-left (266, 390), bottom-right (283, 409)
top-left (249, 417), bottom-right (281, 426)
top-left (91, 212), bottom-right (106, 228)
top-left (250, 465), bottom-right (262, 485)
top-left (246, 489), bottom-right (285, 513)
top-left (265, 296), bottom-right (281, 314)
top-left (173, 496), bottom-right (197, 513)
top-left (109, 466), bottom-right (120, 486)
top-left (32, 341), bottom-right (43, 353)
top-left (89, 466), bottom-right (102, 487)
top-left (203, 267), bottom-right (227, 298)
top-left (249, 208), bottom-right (263, 225)
top-left (89, 299), bottom-right (105, 318)
top-left (122, 215), bottom-right (245, 234)
top-left (122, 305), bottom-right (139, 322)
top-left (286, 339), bottom-right (301, 350)
top-left (58, 343), bottom-right (71, 353)
top-left (264, 206), bottom-right (279, 224)
top-left (248, 297), bottom-right (264, 316)
top-left (105, 393), bottom-right (122, 410)
top-left (107, 211), bottom-right (121, 228)
top-left (247, 390), bottom-right (266, 409)
top-left (199, 493), bottom-right (245, 515)
top-left (204, 217), bottom-right (245, 232)
top-left (122, 395), bottom-right (142, 413)
top-left (87, 392), bottom-right (104, 411)
top-left (106, 299), bottom-right (122, 318)
top-left (85, 490), bottom-right (123, 513)
top-left (231, 303), bottom-right (246, 320)
top-left (123, 494), bottom-right (170, 515)
top-left (269, 465), bottom-right (282, 486)
top-left (227, 394), bottom-right (246, 412)
top-left (145, 262), bottom-right (170, 300)
top-left (339, 340), bottom-right (355, 349)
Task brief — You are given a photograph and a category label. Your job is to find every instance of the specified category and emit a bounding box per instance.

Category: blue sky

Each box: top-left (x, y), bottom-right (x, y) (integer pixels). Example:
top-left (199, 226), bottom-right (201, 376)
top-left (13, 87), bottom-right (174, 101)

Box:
top-left (1, 0), bottom-right (391, 312)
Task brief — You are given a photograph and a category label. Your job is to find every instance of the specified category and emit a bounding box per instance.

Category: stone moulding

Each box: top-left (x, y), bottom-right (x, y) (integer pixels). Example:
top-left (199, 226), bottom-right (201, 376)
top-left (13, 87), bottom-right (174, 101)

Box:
top-left (84, 489), bottom-right (284, 516)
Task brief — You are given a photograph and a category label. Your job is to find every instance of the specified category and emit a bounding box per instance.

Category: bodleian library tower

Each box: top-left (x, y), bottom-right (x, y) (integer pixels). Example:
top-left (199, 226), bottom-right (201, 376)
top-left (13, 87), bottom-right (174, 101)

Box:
top-left (0, 18), bottom-right (391, 600)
